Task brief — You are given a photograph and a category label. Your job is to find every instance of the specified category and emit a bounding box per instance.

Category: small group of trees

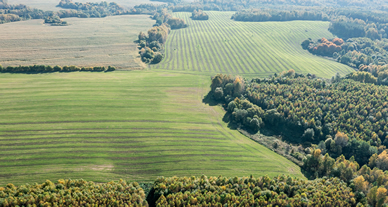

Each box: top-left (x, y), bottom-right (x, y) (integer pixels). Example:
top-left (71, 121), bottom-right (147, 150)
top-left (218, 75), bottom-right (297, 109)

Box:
top-left (0, 65), bottom-right (115, 73)
top-left (137, 24), bottom-right (169, 64)
top-left (44, 15), bottom-right (68, 26)
top-left (191, 9), bottom-right (209, 20)
top-left (57, 0), bottom-right (132, 18)
top-left (302, 37), bottom-right (343, 57)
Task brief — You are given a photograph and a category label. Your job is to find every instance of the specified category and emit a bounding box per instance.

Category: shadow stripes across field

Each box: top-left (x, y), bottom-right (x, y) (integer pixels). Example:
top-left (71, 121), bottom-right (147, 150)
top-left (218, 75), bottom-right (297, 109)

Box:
top-left (0, 72), bottom-right (304, 185)
top-left (153, 11), bottom-right (354, 78)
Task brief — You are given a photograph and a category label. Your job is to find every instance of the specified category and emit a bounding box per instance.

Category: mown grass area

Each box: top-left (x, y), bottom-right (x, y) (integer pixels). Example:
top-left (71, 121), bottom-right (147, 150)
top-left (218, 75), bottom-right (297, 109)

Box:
top-left (0, 71), bottom-right (304, 185)
top-left (0, 15), bottom-right (154, 69)
top-left (152, 12), bottom-right (354, 78)
top-left (8, 0), bottom-right (165, 11)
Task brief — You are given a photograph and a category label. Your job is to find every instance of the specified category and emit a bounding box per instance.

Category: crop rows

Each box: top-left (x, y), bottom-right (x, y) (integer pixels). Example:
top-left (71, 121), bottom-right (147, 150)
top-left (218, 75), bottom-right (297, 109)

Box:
top-left (0, 71), bottom-right (304, 185)
top-left (152, 12), bottom-right (354, 78)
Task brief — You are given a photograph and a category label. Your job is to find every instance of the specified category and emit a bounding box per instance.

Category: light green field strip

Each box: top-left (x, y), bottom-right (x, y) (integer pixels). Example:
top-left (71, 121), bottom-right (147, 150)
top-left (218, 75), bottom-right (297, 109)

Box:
top-left (152, 11), bottom-right (353, 78)
top-left (0, 71), bottom-right (304, 185)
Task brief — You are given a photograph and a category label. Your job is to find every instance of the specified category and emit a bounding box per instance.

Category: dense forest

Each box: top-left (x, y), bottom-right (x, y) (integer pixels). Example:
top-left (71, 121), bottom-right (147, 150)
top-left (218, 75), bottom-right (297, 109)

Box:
top-left (0, 65), bottom-right (115, 73)
top-left (0, 179), bottom-right (147, 206)
top-left (151, 175), bottom-right (356, 206)
top-left (210, 72), bottom-right (388, 164)
top-left (0, 176), bottom-right (359, 206)
top-left (209, 72), bottom-right (388, 205)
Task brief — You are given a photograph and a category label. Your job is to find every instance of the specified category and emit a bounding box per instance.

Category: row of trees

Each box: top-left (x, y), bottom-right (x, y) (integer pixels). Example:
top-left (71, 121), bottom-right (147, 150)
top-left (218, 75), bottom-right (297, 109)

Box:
top-left (57, 0), bottom-right (137, 18)
top-left (232, 9), bottom-right (330, 22)
top-left (0, 65), bottom-right (115, 73)
top-left (0, 1), bottom-right (50, 24)
top-left (0, 179), bottom-right (147, 206)
top-left (137, 9), bottom-right (187, 64)
top-left (191, 9), bottom-right (209, 20)
top-left (152, 175), bottom-right (356, 206)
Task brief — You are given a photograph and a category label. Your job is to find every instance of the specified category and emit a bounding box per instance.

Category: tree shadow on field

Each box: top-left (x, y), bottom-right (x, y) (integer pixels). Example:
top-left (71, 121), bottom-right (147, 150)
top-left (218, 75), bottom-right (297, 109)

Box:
top-left (202, 91), bottom-right (218, 106)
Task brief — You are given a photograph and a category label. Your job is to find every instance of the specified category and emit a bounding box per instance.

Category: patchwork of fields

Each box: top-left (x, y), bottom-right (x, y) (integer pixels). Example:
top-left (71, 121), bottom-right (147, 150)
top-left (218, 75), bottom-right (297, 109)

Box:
top-left (0, 72), bottom-right (304, 185)
top-left (0, 15), bottom-right (154, 69)
top-left (153, 12), bottom-right (354, 78)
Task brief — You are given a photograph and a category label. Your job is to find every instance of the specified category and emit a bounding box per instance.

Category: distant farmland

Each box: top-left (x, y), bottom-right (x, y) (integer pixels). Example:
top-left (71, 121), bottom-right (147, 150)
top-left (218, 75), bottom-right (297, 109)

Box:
top-left (0, 15), bottom-right (154, 69)
top-left (8, 0), bottom-right (165, 11)
top-left (153, 12), bottom-right (354, 78)
top-left (0, 71), bottom-right (304, 185)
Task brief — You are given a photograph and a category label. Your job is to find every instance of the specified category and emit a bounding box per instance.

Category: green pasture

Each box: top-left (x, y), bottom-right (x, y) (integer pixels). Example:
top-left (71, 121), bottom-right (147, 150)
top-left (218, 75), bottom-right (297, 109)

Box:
top-left (152, 12), bottom-right (354, 78)
top-left (0, 71), bottom-right (304, 185)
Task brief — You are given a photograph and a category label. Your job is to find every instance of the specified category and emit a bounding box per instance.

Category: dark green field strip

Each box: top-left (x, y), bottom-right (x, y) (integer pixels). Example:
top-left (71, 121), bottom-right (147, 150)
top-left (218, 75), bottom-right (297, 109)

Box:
top-left (0, 138), bottom-right (228, 149)
top-left (0, 130), bottom-right (220, 138)
top-left (0, 152), bottom-right (259, 167)
top-left (0, 146), bottom-right (246, 158)
top-left (0, 120), bottom-right (216, 125)
top-left (0, 150), bottom-right (250, 166)
top-left (0, 137), bottom-right (227, 145)
top-left (0, 138), bottom-right (227, 149)
top-left (0, 143), bottom-right (235, 152)
top-left (0, 127), bottom-right (217, 133)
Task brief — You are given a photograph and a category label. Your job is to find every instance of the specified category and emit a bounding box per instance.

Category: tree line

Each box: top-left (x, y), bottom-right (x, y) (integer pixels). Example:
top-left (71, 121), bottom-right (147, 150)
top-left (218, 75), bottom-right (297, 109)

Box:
top-left (151, 175), bottom-right (356, 206)
top-left (232, 9), bottom-right (330, 22)
top-left (56, 0), bottom-right (155, 18)
top-left (0, 65), bottom-right (115, 73)
top-left (137, 8), bottom-right (187, 64)
top-left (0, 179), bottom-right (147, 206)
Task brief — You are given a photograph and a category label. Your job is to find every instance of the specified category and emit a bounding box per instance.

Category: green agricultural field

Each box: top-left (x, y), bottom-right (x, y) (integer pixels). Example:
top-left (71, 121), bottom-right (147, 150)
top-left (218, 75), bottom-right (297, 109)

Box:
top-left (0, 15), bottom-right (154, 69)
top-left (152, 12), bottom-right (354, 78)
top-left (8, 0), bottom-right (165, 11)
top-left (0, 71), bottom-right (304, 185)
